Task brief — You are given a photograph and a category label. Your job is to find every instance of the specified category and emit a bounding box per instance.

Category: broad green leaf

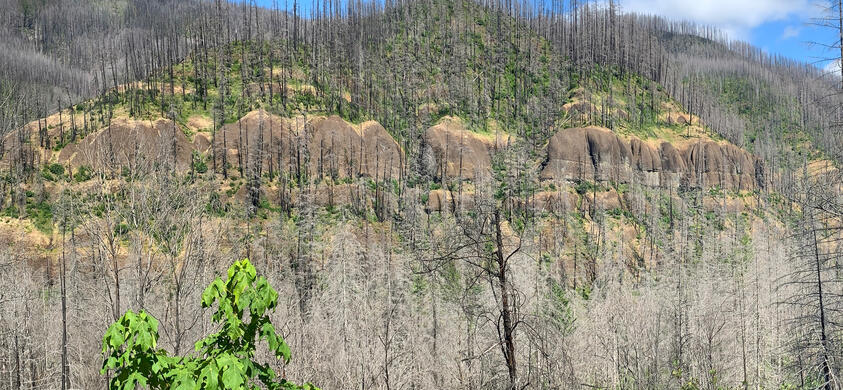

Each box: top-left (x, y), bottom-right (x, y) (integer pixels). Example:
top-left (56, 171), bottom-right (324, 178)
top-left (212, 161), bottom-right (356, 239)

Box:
top-left (221, 362), bottom-right (245, 388)
top-left (102, 259), bottom-right (315, 389)
top-left (278, 340), bottom-right (292, 363)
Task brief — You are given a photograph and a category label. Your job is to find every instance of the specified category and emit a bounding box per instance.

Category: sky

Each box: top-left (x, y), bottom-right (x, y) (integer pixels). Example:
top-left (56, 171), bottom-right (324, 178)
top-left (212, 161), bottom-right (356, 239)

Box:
top-left (621, 0), bottom-right (840, 71)
top-left (251, 0), bottom-right (840, 71)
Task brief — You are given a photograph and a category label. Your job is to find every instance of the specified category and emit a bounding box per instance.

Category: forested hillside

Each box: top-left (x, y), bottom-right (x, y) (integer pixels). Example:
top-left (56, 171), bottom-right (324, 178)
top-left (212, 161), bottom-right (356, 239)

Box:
top-left (1, 0), bottom-right (842, 389)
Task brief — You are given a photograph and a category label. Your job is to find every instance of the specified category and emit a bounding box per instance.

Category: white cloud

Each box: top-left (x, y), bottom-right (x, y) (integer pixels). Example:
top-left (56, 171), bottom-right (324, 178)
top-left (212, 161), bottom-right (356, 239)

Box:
top-left (823, 58), bottom-right (840, 77)
top-left (781, 25), bottom-right (800, 39)
top-left (620, 0), bottom-right (817, 40)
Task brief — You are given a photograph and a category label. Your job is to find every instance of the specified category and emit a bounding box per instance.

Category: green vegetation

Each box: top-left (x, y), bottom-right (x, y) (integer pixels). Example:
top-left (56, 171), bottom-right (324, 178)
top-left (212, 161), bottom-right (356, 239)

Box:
top-left (26, 200), bottom-right (53, 234)
top-left (192, 151), bottom-right (208, 174)
top-left (74, 165), bottom-right (93, 182)
top-left (101, 259), bottom-right (318, 389)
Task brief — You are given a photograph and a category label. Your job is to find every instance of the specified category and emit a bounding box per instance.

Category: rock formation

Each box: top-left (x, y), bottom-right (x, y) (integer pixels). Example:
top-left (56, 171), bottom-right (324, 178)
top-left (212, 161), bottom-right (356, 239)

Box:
top-left (540, 126), bottom-right (764, 191)
top-left (211, 111), bottom-right (404, 180)
top-left (58, 117), bottom-right (194, 172)
top-left (422, 116), bottom-right (511, 180)
top-left (308, 116), bottom-right (402, 180)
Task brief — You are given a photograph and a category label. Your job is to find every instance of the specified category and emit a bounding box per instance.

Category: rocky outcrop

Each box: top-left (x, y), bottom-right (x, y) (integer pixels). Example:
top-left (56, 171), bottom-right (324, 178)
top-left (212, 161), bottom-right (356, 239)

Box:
top-left (425, 189), bottom-right (476, 213)
top-left (212, 111), bottom-right (403, 180)
top-left (308, 115), bottom-right (363, 179)
top-left (683, 141), bottom-right (761, 191)
top-left (8, 106), bottom-right (765, 198)
top-left (531, 191), bottom-right (579, 213)
top-left (58, 118), bottom-right (194, 171)
top-left (214, 109), bottom-right (296, 175)
top-left (540, 126), bottom-right (633, 184)
top-left (308, 116), bottom-right (402, 180)
top-left (360, 121), bottom-right (403, 179)
top-left (658, 142), bottom-right (686, 188)
top-left (422, 117), bottom-right (511, 180)
top-left (541, 126), bottom-right (763, 191)
top-left (5, 109), bottom-right (405, 181)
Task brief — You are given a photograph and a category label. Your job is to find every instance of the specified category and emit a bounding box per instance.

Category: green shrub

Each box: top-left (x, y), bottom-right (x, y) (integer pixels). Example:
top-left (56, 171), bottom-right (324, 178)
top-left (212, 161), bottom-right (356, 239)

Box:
top-left (28, 201), bottom-right (53, 234)
top-left (74, 165), bottom-right (93, 182)
top-left (47, 163), bottom-right (65, 176)
top-left (101, 259), bottom-right (319, 389)
top-left (192, 151), bottom-right (208, 174)
top-left (114, 223), bottom-right (130, 236)
top-left (1, 205), bottom-right (19, 219)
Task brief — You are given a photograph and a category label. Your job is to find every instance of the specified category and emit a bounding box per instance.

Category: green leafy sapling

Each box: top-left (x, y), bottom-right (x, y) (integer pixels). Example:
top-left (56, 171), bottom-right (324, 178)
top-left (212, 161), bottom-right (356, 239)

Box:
top-left (102, 259), bottom-right (319, 389)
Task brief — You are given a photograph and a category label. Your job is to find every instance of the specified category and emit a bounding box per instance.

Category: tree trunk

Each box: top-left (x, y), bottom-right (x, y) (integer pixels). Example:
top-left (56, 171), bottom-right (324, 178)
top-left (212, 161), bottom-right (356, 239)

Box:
top-left (494, 210), bottom-right (517, 388)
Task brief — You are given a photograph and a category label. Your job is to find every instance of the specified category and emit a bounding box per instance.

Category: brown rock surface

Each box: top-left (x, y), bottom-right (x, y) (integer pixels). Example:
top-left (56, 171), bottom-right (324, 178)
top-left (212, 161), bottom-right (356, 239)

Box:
top-left (683, 140), bottom-right (761, 191)
top-left (214, 109), bottom-right (295, 176)
top-left (541, 126), bottom-right (632, 183)
top-left (360, 121), bottom-right (403, 179)
top-left (59, 118), bottom-right (193, 171)
top-left (307, 116), bottom-right (403, 180)
top-left (211, 111), bottom-right (403, 180)
top-left (308, 115), bottom-right (360, 179)
top-left (541, 126), bottom-right (763, 190)
top-left (422, 117), bottom-right (509, 180)
top-left (425, 189), bottom-right (476, 213)
top-left (532, 191), bottom-right (578, 213)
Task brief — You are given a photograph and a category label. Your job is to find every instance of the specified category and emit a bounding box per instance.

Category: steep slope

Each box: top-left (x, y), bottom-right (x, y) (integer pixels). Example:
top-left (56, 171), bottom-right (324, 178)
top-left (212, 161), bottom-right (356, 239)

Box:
top-left (1, 1), bottom-right (840, 389)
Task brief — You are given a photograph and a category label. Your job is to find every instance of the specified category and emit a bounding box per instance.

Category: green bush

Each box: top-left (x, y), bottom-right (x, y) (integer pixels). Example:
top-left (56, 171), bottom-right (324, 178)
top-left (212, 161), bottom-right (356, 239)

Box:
top-left (101, 259), bottom-right (319, 390)
top-left (47, 163), bottom-right (65, 176)
top-left (74, 165), bottom-right (93, 182)
top-left (114, 223), bottom-right (130, 236)
top-left (192, 151), bottom-right (208, 174)
top-left (1, 205), bottom-right (19, 219)
top-left (26, 201), bottom-right (53, 234)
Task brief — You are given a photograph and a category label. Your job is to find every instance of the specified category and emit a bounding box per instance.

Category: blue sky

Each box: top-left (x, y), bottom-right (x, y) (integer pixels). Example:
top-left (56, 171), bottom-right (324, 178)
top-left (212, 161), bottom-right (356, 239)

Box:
top-left (251, 0), bottom-right (840, 71)
top-left (622, 0), bottom-right (840, 72)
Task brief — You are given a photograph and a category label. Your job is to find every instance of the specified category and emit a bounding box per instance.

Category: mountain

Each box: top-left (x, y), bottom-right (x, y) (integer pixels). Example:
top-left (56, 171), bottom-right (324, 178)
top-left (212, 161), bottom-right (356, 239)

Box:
top-left (0, 0), bottom-right (841, 389)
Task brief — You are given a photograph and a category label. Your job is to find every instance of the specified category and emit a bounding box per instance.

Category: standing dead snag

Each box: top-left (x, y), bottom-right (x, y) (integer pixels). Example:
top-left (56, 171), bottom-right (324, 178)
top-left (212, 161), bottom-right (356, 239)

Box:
top-left (446, 145), bottom-right (527, 389)
top-left (492, 208), bottom-right (521, 388)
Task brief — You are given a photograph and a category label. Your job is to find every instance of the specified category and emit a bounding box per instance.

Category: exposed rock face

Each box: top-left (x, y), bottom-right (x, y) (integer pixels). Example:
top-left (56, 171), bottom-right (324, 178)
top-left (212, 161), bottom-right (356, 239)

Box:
top-left (541, 126), bottom-right (764, 190)
top-left (422, 117), bottom-right (510, 180)
top-left (541, 126), bottom-right (633, 183)
top-left (425, 189), bottom-right (475, 213)
top-left (360, 121), bottom-right (403, 179)
top-left (8, 106), bottom-right (768, 223)
top-left (213, 111), bottom-right (403, 180)
top-left (658, 142), bottom-right (686, 188)
top-left (531, 191), bottom-right (579, 212)
top-left (628, 138), bottom-right (661, 187)
top-left (214, 109), bottom-right (296, 175)
top-left (308, 115), bottom-right (362, 179)
top-left (308, 116), bottom-right (403, 180)
top-left (58, 118), bottom-right (193, 171)
top-left (425, 189), bottom-right (457, 213)
top-left (683, 141), bottom-right (761, 191)
top-left (0, 109), bottom-right (405, 182)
